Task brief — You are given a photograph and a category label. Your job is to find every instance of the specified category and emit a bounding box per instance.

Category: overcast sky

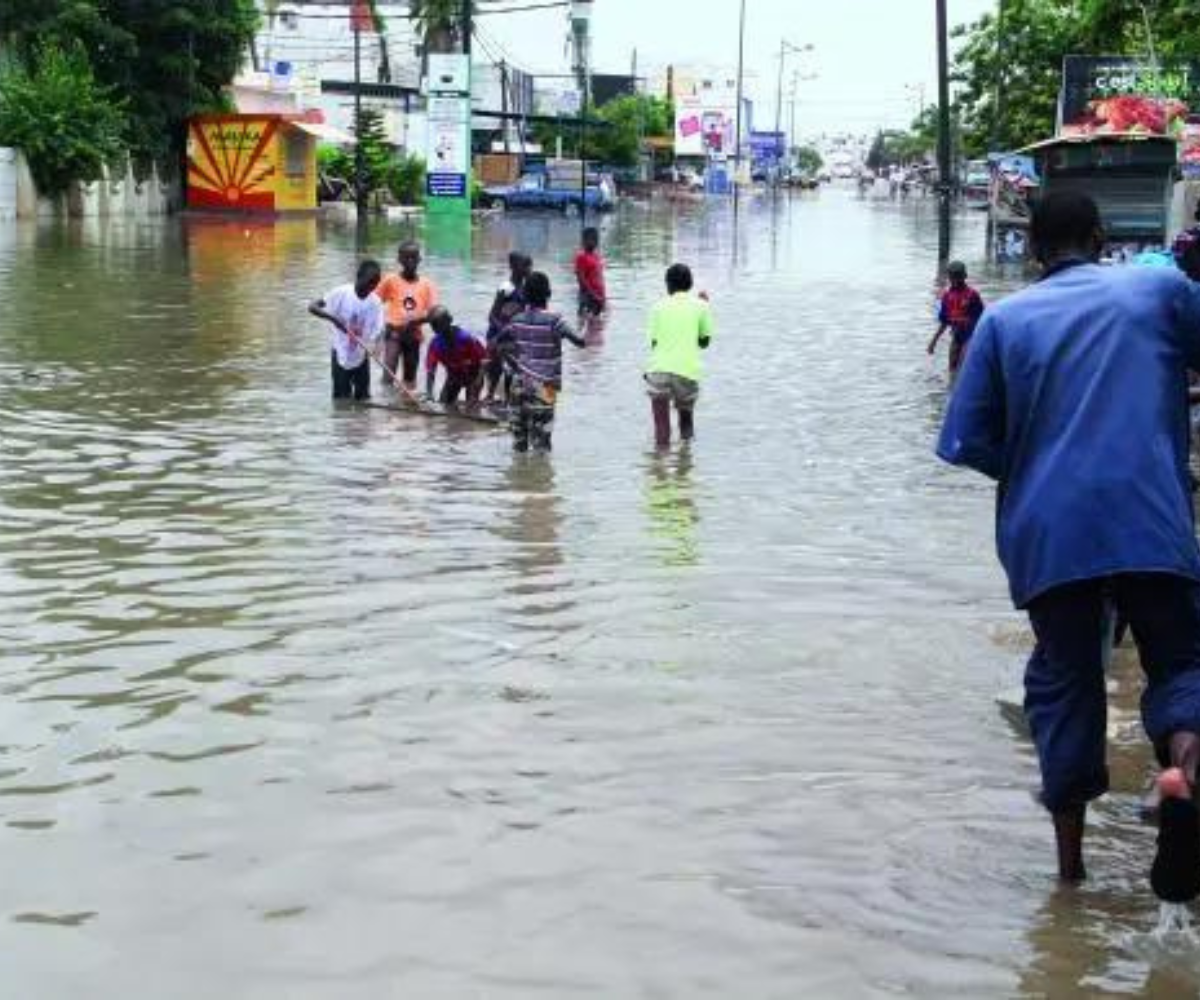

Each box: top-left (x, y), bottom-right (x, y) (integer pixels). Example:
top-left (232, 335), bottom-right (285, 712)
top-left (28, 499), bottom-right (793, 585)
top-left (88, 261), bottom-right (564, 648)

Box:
top-left (480, 0), bottom-right (997, 135)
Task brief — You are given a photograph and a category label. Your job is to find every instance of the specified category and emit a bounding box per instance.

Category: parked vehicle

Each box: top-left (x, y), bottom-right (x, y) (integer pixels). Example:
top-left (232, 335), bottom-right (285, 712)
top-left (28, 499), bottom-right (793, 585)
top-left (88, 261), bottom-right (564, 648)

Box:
top-left (962, 158), bottom-right (991, 207)
top-left (482, 172), bottom-right (614, 213)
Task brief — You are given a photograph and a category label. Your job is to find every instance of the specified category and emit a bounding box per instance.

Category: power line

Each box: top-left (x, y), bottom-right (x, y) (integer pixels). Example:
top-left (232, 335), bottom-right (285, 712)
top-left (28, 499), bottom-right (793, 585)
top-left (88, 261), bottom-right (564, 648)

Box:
top-left (475, 1), bottom-right (568, 13)
top-left (260, 1), bottom-right (568, 19)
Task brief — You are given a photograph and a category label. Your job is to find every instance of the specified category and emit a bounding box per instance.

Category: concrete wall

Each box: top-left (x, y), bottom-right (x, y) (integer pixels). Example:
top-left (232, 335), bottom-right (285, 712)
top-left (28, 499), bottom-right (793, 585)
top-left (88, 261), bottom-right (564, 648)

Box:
top-left (1, 150), bottom-right (180, 219)
top-left (0, 147), bottom-right (15, 220)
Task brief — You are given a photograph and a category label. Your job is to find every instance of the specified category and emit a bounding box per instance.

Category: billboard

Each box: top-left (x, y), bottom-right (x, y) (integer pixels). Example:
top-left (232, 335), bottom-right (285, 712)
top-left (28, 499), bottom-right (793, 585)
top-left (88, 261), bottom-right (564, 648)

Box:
top-left (675, 98), bottom-right (737, 158)
top-left (425, 54), bottom-right (470, 213)
top-left (749, 131), bottom-right (786, 164)
top-left (1058, 56), bottom-right (1200, 137)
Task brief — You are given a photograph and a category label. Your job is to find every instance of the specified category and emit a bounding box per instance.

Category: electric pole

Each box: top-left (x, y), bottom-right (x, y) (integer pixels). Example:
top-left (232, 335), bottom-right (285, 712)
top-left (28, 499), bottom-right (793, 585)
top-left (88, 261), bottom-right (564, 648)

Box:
top-left (353, 15), bottom-right (367, 239)
top-left (936, 0), bottom-right (952, 262)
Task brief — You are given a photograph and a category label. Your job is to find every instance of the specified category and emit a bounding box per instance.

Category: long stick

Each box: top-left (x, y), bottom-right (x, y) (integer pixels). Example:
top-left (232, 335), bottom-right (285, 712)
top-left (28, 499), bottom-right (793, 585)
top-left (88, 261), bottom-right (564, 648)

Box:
top-left (341, 326), bottom-right (421, 403)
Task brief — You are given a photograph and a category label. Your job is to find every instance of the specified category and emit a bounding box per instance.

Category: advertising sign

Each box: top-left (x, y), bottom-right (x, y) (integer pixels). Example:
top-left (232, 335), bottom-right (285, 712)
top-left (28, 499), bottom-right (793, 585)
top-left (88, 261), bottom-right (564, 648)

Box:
top-left (749, 131), bottom-right (786, 164)
top-left (426, 95), bottom-right (470, 199)
top-left (424, 54), bottom-right (471, 214)
top-left (427, 54), bottom-right (470, 96)
top-left (1058, 56), bottom-right (1200, 137)
top-left (675, 98), bottom-right (736, 158)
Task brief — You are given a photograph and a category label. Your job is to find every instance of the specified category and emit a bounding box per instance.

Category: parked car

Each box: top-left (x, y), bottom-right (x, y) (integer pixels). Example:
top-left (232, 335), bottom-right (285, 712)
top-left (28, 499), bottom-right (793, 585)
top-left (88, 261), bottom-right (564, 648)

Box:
top-left (482, 172), bottom-right (614, 213)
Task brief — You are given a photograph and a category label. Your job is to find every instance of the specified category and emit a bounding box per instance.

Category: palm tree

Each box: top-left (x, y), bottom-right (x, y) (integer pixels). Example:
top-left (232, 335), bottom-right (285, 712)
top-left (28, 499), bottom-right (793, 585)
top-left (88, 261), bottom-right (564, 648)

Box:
top-left (411, 0), bottom-right (461, 58)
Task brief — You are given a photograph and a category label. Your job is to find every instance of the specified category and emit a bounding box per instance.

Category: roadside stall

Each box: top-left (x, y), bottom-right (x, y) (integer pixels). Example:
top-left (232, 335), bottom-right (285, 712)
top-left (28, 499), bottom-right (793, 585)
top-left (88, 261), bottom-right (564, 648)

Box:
top-left (1023, 133), bottom-right (1177, 253)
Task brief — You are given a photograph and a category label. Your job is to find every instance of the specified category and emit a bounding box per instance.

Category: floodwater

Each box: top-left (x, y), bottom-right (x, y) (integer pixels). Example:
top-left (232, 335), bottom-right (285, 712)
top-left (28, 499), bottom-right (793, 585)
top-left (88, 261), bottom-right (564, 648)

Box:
top-left (0, 188), bottom-right (1196, 998)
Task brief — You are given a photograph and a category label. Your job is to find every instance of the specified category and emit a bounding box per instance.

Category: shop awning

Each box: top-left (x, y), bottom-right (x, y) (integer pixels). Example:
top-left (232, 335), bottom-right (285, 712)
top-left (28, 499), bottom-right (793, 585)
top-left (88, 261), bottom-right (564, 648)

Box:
top-left (289, 120), bottom-right (356, 145)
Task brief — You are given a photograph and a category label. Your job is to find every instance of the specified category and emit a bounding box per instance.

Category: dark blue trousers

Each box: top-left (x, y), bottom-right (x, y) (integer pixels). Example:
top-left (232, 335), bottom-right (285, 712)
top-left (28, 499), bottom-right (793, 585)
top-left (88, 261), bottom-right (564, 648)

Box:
top-left (1025, 573), bottom-right (1200, 812)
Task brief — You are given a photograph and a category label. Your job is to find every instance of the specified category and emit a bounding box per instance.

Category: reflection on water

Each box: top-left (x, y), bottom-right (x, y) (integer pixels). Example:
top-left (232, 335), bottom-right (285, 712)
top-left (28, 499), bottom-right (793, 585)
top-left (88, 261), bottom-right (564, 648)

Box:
top-left (645, 449), bottom-right (700, 568)
top-left (0, 192), bottom-right (1194, 997)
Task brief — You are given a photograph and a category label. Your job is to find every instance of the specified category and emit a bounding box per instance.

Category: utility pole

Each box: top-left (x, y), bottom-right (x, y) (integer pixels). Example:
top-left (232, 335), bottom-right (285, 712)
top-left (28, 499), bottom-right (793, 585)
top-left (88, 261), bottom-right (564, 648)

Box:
top-left (991, 0), bottom-right (1006, 149)
top-left (936, 0), bottom-right (952, 263)
top-left (789, 72), bottom-right (798, 163)
top-left (353, 17), bottom-right (367, 238)
top-left (774, 41), bottom-right (813, 136)
top-left (500, 60), bottom-right (510, 152)
top-left (461, 0), bottom-right (473, 55)
top-left (733, 0), bottom-right (746, 208)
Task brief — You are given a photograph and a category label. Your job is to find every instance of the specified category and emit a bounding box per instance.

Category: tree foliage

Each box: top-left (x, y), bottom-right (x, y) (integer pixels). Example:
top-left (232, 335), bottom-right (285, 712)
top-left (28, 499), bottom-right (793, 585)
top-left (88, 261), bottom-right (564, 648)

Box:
top-left (952, 0), bottom-right (1200, 156)
top-left (531, 94), bottom-right (674, 168)
top-left (411, 0), bottom-right (461, 57)
top-left (792, 145), bottom-right (823, 174)
top-left (0, 0), bottom-right (258, 163)
top-left (0, 43), bottom-right (125, 195)
top-left (352, 106), bottom-right (393, 196)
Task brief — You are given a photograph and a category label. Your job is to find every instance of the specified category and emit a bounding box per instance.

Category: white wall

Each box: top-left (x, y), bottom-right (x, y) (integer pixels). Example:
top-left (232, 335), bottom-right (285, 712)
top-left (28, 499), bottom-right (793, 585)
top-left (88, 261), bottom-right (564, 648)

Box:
top-left (0, 148), bottom-right (16, 221)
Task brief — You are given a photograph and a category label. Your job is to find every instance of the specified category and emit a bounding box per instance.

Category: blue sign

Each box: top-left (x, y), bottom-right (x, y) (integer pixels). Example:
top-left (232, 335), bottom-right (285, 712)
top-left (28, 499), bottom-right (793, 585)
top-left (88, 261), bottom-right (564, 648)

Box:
top-left (749, 130), bottom-right (786, 162)
top-left (427, 173), bottom-right (467, 198)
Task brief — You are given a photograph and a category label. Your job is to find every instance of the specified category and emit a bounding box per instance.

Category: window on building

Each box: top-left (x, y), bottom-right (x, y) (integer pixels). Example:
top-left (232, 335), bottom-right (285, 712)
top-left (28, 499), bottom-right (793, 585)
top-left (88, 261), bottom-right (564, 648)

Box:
top-left (285, 131), bottom-right (309, 176)
top-left (280, 10), bottom-right (298, 29)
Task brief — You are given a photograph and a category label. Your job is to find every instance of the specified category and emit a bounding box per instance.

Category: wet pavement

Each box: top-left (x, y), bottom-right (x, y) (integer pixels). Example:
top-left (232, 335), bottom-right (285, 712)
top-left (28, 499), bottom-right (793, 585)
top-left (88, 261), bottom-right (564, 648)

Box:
top-left (1, 187), bottom-right (1197, 997)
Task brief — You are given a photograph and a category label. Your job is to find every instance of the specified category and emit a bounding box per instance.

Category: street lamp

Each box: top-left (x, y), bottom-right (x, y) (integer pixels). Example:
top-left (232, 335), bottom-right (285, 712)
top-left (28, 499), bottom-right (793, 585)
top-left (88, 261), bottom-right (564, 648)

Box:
top-left (734, 0), bottom-right (746, 201)
top-left (788, 71), bottom-right (818, 163)
top-left (775, 40), bottom-right (814, 137)
top-left (905, 82), bottom-right (926, 118)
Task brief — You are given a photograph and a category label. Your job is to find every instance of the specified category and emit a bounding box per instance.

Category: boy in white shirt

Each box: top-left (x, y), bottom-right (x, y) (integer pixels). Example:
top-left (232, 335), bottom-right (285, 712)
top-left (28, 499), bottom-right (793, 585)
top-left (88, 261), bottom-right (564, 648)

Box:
top-left (309, 259), bottom-right (385, 401)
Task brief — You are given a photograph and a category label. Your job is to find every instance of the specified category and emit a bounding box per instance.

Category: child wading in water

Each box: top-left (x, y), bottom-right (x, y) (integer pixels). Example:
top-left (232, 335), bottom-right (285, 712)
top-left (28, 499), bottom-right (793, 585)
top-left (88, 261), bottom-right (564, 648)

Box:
top-left (574, 227), bottom-right (607, 319)
top-left (425, 306), bottom-right (488, 406)
top-left (377, 241), bottom-right (438, 392)
top-left (496, 271), bottom-right (586, 452)
top-left (927, 260), bottom-right (985, 377)
top-left (645, 264), bottom-right (714, 448)
top-left (485, 252), bottom-right (532, 403)
top-left (309, 259), bottom-right (385, 401)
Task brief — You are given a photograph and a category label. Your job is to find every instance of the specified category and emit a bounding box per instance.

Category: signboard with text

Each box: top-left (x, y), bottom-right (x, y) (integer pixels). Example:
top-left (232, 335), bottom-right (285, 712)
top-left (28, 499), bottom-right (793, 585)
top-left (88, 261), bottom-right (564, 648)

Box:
top-left (1058, 56), bottom-right (1200, 138)
top-left (426, 95), bottom-right (470, 201)
top-left (425, 54), bottom-right (471, 216)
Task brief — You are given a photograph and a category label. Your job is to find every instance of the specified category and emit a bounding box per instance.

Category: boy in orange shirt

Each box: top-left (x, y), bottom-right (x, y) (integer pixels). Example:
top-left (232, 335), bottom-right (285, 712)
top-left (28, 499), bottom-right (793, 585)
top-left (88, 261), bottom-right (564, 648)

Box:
top-left (377, 240), bottom-right (438, 392)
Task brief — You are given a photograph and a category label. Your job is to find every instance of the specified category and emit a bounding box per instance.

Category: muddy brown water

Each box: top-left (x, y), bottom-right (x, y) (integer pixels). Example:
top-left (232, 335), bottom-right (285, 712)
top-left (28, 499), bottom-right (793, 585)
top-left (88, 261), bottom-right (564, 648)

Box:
top-left (0, 189), bottom-right (1195, 997)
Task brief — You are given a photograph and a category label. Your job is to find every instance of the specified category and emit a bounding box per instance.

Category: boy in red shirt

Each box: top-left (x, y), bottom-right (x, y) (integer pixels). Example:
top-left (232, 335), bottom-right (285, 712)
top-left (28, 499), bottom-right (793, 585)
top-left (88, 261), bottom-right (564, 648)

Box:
top-left (927, 261), bottom-right (985, 376)
top-left (574, 227), bottom-right (607, 318)
top-left (425, 306), bottom-right (487, 406)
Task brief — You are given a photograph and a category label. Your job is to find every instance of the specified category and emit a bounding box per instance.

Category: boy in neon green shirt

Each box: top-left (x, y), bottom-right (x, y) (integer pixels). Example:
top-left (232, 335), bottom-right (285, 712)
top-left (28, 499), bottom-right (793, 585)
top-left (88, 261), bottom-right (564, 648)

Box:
top-left (645, 263), bottom-right (714, 448)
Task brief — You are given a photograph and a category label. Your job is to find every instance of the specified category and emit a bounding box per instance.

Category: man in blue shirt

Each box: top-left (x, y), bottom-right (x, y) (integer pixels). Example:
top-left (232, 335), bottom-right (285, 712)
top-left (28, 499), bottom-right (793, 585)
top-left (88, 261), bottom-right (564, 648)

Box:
top-left (938, 192), bottom-right (1200, 902)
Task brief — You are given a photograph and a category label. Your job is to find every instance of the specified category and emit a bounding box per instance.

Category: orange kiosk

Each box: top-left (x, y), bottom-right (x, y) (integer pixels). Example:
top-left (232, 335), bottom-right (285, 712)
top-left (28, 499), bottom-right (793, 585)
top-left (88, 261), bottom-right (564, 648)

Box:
top-left (186, 112), bottom-right (332, 214)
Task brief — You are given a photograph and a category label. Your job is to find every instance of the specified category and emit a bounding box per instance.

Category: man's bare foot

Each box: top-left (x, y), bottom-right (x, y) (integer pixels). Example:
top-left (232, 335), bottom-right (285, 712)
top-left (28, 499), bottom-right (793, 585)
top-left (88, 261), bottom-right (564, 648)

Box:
top-left (1151, 767), bottom-right (1200, 903)
top-left (1053, 807), bottom-right (1087, 883)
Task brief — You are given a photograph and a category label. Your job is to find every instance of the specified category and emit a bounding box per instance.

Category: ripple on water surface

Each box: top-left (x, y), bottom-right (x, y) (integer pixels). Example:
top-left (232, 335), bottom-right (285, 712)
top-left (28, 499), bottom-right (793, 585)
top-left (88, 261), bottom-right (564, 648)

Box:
top-left (0, 198), bottom-right (1191, 997)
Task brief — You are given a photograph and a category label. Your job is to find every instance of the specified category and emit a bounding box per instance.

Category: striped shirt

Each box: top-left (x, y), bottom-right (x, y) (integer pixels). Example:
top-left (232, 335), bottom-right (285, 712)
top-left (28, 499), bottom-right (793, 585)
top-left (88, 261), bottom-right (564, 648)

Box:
top-left (503, 308), bottom-right (577, 390)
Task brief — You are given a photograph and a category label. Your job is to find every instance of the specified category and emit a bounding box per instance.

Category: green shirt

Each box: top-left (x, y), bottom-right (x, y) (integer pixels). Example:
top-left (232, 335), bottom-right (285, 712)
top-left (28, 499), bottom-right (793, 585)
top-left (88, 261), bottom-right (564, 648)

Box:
top-left (646, 293), bottom-right (715, 381)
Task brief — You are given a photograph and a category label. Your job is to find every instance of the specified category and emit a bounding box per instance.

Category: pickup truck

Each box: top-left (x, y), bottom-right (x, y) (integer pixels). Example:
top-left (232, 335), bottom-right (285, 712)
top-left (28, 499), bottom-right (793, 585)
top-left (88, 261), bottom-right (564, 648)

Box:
top-left (482, 173), bottom-right (614, 213)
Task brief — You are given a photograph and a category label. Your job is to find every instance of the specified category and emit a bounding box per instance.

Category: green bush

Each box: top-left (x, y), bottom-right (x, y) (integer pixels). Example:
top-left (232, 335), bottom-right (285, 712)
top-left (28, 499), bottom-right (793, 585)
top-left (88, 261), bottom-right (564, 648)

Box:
top-left (386, 152), bottom-right (426, 205)
top-left (317, 144), bottom-right (354, 179)
top-left (0, 43), bottom-right (125, 196)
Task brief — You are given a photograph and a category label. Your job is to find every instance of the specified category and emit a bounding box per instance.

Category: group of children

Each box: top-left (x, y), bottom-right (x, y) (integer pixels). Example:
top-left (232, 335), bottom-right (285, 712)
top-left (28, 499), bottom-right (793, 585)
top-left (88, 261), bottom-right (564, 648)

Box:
top-left (309, 228), bottom-right (716, 452)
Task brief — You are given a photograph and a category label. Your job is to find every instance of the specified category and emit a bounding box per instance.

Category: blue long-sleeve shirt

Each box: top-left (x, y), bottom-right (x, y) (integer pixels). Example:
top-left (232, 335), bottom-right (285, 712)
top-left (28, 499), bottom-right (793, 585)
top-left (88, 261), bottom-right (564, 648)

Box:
top-left (937, 261), bottom-right (1200, 608)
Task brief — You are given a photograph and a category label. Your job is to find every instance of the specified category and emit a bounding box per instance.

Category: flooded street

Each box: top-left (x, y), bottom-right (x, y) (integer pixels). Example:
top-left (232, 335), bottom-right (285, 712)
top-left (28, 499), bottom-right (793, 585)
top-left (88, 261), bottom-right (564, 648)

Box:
top-left (1, 188), bottom-right (1197, 997)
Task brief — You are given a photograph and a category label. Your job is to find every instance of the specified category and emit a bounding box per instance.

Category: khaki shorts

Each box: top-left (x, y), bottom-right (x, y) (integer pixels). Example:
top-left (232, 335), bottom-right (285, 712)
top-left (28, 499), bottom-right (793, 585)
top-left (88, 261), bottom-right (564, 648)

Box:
top-left (645, 372), bottom-right (699, 407)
